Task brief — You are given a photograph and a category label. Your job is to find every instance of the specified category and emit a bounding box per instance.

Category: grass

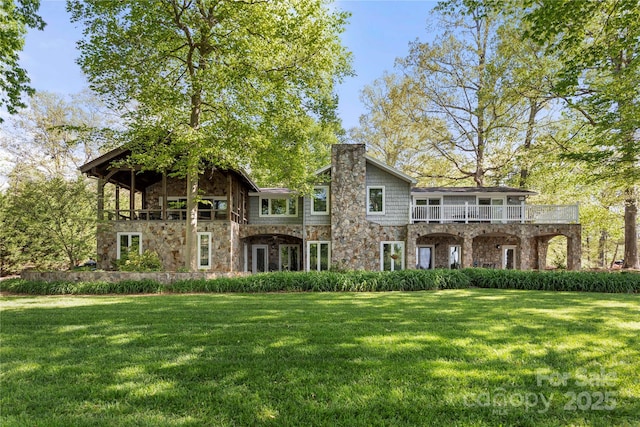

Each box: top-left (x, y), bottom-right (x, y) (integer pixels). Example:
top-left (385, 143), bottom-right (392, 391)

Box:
top-left (1, 289), bottom-right (638, 426)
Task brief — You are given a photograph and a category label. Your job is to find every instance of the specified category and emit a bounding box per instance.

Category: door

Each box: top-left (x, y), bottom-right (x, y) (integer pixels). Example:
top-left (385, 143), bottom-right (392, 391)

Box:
top-left (449, 245), bottom-right (461, 269)
top-left (417, 246), bottom-right (434, 269)
top-left (491, 198), bottom-right (505, 223)
top-left (502, 245), bottom-right (516, 269)
top-left (279, 245), bottom-right (300, 271)
top-left (252, 245), bottom-right (269, 273)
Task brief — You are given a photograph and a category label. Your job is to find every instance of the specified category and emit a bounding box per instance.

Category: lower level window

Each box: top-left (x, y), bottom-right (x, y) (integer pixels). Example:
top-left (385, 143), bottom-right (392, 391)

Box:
top-left (279, 245), bottom-right (300, 271)
top-left (449, 245), bottom-right (461, 269)
top-left (307, 241), bottom-right (330, 271)
top-left (381, 241), bottom-right (404, 271)
top-left (198, 232), bottom-right (212, 269)
top-left (117, 232), bottom-right (142, 259)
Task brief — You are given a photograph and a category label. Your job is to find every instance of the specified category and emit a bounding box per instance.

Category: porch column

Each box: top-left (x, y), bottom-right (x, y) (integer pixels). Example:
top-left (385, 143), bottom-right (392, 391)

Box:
top-left (520, 236), bottom-right (533, 270)
top-left (161, 172), bottom-right (167, 220)
top-left (97, 178), bottom-right (105, 221)
top-left (129, 168), bottom-right (136, 219)
top-left (567, 233), bottom-right (582, 271)
top-left (406, 229), bottom-right (417, 270)
top-left (462, 235), bottom-right (473, 268)
top-left (536, 236), bottom-right (553, 270)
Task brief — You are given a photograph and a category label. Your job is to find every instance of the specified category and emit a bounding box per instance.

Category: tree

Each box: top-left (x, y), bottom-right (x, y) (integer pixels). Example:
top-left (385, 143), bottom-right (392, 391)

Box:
top-left (69, 0), bottom-right (351, 270)
top-left (1, 174), bottom-right (96, 272)
top-left (1, 90), bottom-right (114, 178)
top-left (349, 72), bottom-right (452, 185)
top-left (0, 0), bottom-right (45, 118)
top-left (522, 0), bottom-right (640, 269)
top-left (397, 1), bottom-right (537, 187)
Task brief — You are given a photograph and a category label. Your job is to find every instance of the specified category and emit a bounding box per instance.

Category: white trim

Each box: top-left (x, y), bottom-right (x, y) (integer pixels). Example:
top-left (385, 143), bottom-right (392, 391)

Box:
top-left (306, 241), bottom-right (331, 271)
top-left (116, 232), bottom-right (142, 259)
top-left (197, 232), bottom-right (212, 270)
top-left (252, 244), bottom-right (269, 273)
top-left (502, 245), bottom-right (517, 269)
top-left (448, 245), bottom-right (461, 269)
top-left (367, 186), bottom-right (385, 215)
top-left (416, 245), bottom-right (434, 270)
top-left (279, 244), bottom-right (300, 271)
top-left (380, 241), bottom-right (405, 271)
top-left (258, 196), bottom-right (298, 218)
top-left (310, 186), bottom-right (330, 216)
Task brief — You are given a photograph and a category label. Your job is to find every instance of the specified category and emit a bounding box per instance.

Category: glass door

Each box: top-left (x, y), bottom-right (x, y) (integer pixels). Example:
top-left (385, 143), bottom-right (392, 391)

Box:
top-left (417, 246), bottom-right (433, 269)
top-left (252, 245), bottom-right (268, 273)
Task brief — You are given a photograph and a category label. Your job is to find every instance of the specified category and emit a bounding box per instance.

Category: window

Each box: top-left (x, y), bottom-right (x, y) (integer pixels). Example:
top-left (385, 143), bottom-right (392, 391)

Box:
top-left (198, 232), bottom-right (211, 269)
top-left (117, 232), bottom-right (142, 259)
top-left (381, 241), bottom-right (404, 271)
top-left (417, 246), bottom-right (434, 269)
top-left (367, 186), bottom-right (385, 214)
top-left (307, 241), bottom-right (330, 271)
top-left (259, 196), bottom-right (298, 217)
top-left (449, 245), bottom-right (461, 269)
top-left (311, 186), bottom-right (329, 215)
top-left (279, 244), bottom-right (300, 271)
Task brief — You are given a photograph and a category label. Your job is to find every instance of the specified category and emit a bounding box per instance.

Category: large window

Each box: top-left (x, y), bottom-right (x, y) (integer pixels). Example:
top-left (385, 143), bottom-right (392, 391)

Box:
top-left (311, 186), bottom-right (329, 215)
top-left (367, 186), bottom-right (385, 214)
top-left (307, 241), bottom-right (330, 271)
top-left (381, 241), bottom-right (404, 271)
top-left (260, 196), bottom-right (298, 217)
top-left (117, 232), bottom-right (142, 259)
top-left (198, 232), bottom-right (211, 270)
top-left (279, 245), bottom-right (300, 271)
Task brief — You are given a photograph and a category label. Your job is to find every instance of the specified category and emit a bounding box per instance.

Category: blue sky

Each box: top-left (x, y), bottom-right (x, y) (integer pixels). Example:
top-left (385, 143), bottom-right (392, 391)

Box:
top-left (18, 0), bottom-right (437, 131)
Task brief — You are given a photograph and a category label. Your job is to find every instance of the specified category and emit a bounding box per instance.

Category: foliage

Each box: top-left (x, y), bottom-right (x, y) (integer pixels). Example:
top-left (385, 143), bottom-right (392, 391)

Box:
top-left (0, 0), bottom-right (45, 117)
top-left (0, 278), bottom-right (163, 294)
top-left (68, 0), bottom-right (352, 270)
top-left (463, 268), bottom-right (639, 293)
top-left (1, 290), bottom-right (638, 425)
top-left (115, 249), bottom-right (163, 273)
top-left (0, 176), bottom-right (96, 273)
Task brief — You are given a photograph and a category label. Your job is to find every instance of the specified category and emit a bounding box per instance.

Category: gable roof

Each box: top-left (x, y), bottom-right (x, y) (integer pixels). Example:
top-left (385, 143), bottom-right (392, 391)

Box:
top-left (314, 155), bottom-right (418, 185)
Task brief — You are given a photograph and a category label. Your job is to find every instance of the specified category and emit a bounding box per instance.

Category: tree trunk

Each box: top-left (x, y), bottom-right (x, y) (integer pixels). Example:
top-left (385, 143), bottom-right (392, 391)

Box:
top-left (519, 98), bottom-right (539, 188)
top-left (597, 229), bottom-right (607, 268)
top-left (185, 167), bottom-right (199, 271)
top-left (623, 187), bottom-right (639, 269)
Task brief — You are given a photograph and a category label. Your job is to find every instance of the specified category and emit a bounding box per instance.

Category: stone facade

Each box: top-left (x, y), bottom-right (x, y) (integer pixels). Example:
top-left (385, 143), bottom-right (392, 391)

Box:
top-left (89, 143), bottom-right (582, 272)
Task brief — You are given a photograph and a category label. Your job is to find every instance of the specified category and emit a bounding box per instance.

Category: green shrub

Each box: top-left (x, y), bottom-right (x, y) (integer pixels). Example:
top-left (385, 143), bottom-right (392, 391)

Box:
top-left (0, 278), bottom-right (163, 295)
top-left (461, 269), bottom-right (639, 293)
top-left (115, 250), bottom-right (163, 272)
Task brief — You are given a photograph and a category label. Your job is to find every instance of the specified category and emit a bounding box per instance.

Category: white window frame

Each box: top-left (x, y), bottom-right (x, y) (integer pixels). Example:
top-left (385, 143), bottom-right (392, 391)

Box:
top-left (306, 241), bottom-right (331, 271)
top-left (416, 245), bottom-right (435, 270)
top-left (502, 245), bottom-right (517, 270)
top-left (449, 245), bottom-right (461, 269)
top-left (310, 186), bottom-right (330, 216)
top-left (116, 232), bottom-right (142, 259)
top-left (380, 241), bottom-right (405, 271)
top-left (259, 196), bottom-right (298, 218)
top-left (367, 186), bottom-right (385, 215)
top-left (279, 244), bottom-right (300, 271)
top-left (197, 232), bottom-right (212, 270)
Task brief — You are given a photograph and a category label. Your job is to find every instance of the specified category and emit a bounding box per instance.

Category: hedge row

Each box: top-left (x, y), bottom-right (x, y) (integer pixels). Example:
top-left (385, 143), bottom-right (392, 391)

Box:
top-left (462, 269), bottom-right (640, 293)
top-left (1, 269), bottom-right (638, 295)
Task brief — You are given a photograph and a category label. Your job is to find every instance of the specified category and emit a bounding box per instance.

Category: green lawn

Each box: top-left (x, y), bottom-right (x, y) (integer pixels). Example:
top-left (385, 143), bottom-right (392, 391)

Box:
top-left (1, 289), bottom-right (638, 426)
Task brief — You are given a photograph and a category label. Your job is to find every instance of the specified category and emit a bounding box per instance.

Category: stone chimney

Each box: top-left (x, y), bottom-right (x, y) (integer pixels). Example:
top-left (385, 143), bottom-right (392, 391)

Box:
top-left (331, 144), bottom-right (367, 269)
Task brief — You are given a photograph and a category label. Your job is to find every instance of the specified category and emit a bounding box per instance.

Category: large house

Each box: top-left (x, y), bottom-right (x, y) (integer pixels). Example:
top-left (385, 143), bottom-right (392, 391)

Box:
top-left (80, 144), bottom-right (581, 272)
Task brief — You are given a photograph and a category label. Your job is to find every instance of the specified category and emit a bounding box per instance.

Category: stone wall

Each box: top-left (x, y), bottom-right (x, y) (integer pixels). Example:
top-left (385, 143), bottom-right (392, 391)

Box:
top-left (21, 270), bottom-right (247, 285)
top-left (97, 221), bottom-right (236, 271)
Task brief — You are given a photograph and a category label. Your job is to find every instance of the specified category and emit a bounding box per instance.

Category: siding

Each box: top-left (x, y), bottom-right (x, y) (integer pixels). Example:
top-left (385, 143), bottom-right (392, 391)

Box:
top-left (365, 163), bottom-right (411, 226)
top-left (248, 196), bottom-right (303, 225)
top-left (304, 195), bottom-right (331, 225)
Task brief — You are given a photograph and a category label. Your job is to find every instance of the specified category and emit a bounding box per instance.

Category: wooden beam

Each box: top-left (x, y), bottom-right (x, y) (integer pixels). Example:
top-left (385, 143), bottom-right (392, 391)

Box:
top-left (130, 169), bottom-right (136, 219)
top-left (97, 178), bottom-right (105, 221)
top-left (162, 171), bottom-right (168, 220)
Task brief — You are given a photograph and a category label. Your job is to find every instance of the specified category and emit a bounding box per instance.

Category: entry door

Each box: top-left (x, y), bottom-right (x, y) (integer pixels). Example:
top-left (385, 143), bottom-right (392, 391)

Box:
top-left (417, 246), bottom-right (434, 269)
top-left (502, 245), bottom-right (516, 269)
top-left (252, 245), bottom-right (269, 273)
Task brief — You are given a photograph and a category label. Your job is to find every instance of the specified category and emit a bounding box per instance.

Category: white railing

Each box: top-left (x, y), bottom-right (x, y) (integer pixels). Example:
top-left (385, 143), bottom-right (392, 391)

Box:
top-left (411, 204), bottom-right (579, 224)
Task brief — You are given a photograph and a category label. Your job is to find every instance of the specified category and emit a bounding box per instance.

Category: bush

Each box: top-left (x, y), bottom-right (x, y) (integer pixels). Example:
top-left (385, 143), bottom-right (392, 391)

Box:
top-left (462, 269), bottom-right (639, 293)
top-left (0, 278), bottom-right (163, 295)
top-left (115, 250), bottom-right (163, 272)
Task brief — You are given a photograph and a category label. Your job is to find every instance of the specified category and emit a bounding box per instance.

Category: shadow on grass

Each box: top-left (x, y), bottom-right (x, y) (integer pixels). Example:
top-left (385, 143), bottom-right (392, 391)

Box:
top-left (1, 289), bottom-right (638, 426)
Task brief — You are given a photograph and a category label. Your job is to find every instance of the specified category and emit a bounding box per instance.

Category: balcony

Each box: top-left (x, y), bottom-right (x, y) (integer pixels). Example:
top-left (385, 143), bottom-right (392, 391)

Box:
top-left (101, 208), bottom-right (246, 223)
top-left (411, 204), bottom-right (579, 224)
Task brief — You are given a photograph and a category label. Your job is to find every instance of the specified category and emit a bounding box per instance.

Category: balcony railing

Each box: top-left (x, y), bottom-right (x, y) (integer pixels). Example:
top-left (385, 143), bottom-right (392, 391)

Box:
top-left (103, 208), bottom-right (237, 222)
top-left (411, 204), bottom-right (579, 224)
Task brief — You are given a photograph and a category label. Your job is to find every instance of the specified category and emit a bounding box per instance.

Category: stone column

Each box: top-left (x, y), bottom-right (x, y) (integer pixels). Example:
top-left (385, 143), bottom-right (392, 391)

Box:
top-left (331, 144), bottom-right (367, 269)
top-left (406, 227), bottom-right (417, 270)
top-left (536, 236), bottom-right (553, 270)
top-left (520, 236), bottom-right (533, 270)
top-left (567, 229), bottom-right (582, 271)
top-left (462, 235), bottom-right (473, 268)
